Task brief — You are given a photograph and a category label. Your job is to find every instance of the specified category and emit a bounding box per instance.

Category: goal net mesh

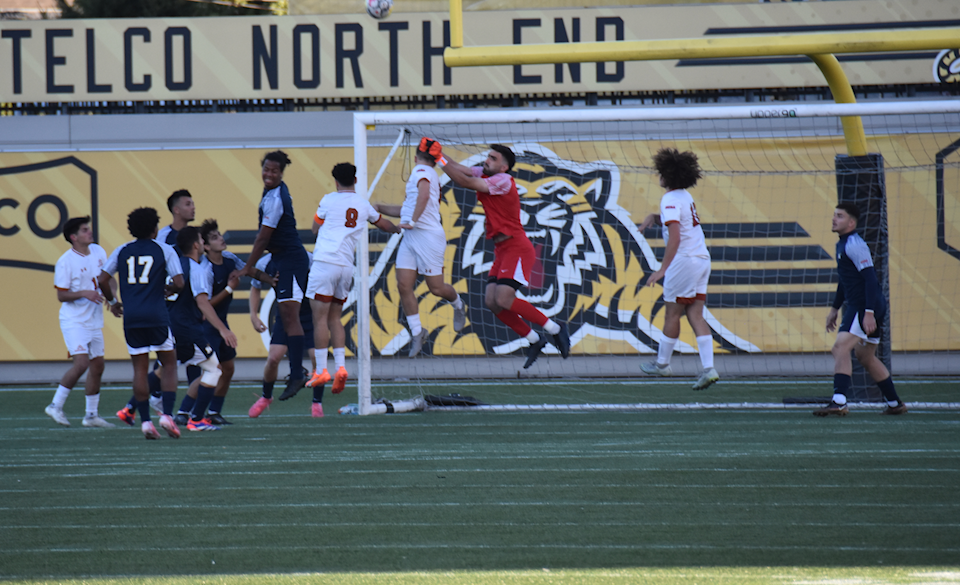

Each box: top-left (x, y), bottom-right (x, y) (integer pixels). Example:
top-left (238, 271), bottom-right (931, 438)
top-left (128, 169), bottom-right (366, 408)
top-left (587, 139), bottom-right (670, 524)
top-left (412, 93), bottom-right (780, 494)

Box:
top-left (346, 105), bottom-right (960, 412)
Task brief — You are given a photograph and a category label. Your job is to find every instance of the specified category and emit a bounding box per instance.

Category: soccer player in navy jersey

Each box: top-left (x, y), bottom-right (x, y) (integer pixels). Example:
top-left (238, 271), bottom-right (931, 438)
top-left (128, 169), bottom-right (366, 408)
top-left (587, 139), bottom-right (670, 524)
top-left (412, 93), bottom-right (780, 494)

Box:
top-left (240, 151), bottom-right (312, 410)
top-left (99, 207), bottom-right (184, 440)
top-left (198, 219), bottom-right (243, 425)
top-left (815, 203), bottom-right (906, 416)
top-left (247, 253), bottom-right (320, 417)
top-left (168, 226), bottom-right (238, 431)
top-left (149, 189), bottom-right (196, 411)
top-left (156, 189), bottom-right (195, 253)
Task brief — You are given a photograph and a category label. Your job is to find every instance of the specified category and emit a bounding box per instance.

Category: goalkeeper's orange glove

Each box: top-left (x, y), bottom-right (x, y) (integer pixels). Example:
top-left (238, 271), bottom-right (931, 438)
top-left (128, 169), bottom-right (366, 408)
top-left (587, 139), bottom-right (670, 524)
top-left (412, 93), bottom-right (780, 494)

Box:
top-left (418, 137), bottom-right (447, 165)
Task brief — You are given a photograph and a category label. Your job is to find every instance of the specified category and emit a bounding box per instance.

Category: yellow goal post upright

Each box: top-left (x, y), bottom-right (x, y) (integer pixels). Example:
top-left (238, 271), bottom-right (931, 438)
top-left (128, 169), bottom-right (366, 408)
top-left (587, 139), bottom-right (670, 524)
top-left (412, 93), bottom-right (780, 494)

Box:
top-left (351, 100), bottom-right (960, 415)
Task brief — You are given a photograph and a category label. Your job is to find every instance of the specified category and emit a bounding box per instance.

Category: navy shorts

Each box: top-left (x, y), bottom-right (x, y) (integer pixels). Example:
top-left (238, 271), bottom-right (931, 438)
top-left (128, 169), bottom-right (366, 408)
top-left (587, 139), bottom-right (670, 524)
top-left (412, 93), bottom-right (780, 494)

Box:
top-left (274, 250), bottom-right (310, 302)
top-left (839, 304), bottom-right (885, 343)
top-left (270, 309), bottom-right (315, 349)
top-left (173, 329), bottom-right (215, 364)
top-left (124, 326), bottom-right (172, 351)
top-left (203, 321), bottom-right (237, 362)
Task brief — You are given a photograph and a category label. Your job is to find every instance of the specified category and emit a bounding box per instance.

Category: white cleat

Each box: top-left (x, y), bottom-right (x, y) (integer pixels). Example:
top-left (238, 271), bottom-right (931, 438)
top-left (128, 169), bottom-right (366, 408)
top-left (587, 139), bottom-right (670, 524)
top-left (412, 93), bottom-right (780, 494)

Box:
top-left (639, 361), bottom-right (673, 377)
top-left (142, 421), bottom-right (161, 440)
top-left (452, 300), bottom-right (468, 332)
top-left (82, 415), bottom-right (115, 428)
top-left (44, 404), bottom-right (70, 427)
top-left (408, 328), bottom-right (429, 357)
top-left (158, 414), bottom-right (181, 439)
top-left (692, 367), bottom-right (720, 391)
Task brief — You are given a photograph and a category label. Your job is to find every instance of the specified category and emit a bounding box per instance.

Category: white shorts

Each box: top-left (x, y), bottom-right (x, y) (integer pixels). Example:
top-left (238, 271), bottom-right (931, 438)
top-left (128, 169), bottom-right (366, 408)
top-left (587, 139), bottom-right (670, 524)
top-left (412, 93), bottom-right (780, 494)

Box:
top-left (395, 229), bottom-right (446, 277)
top-left (663, 255), bottom-right (711, 304)
top-left (61, 325), bottom-right (105, 358)
top-left (306, 260), bottom-right (353, 303)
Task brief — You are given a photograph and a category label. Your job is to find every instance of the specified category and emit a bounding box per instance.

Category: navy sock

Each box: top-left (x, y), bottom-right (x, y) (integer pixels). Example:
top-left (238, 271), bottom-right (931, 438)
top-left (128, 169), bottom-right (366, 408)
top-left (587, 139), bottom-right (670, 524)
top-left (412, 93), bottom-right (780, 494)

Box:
top-left (209, 395), bottom-right (225, 415)
top-left (287, 335), bottom-right (304, 380)
top-left (147, 370), bottom-right (161, 398)
top-left (179, 394), bottom-right (197, 415)
top-left (262, 381), bottom-right (275, 399)
top-left (186, 365), bottom-right (202, 385)
top-left (137, 399), bottom-right (152, 422)
top-left (126, 395), bottom-right (137, 410)
top-left (833, 373), bottom-right (851, 401)
top-left (162, 391), bottom-right (177, 416)
top-left (312, 383), bottom-right (325, 403)
top-left (192, 384), bottom-right (215, 421)
top-left (877, 377), bottom-right (901, 403)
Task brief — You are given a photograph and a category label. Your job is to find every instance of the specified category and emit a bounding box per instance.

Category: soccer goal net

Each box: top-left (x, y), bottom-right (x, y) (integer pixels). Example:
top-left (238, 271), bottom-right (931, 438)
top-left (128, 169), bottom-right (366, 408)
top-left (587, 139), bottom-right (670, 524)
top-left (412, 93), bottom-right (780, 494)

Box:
top-left (348, 101), bottom-right (960, 415)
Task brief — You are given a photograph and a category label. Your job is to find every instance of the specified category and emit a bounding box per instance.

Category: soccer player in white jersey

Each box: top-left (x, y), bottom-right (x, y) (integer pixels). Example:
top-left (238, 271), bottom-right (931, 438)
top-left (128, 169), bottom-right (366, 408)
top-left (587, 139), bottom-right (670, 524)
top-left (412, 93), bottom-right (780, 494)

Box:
top-left (304, 163), bottom-right (399, 394)
top-left (637, 148), bottom-right (720, 390)
top-left (45, 216), bottom-right (117, 428)
top-left (374, 141), bottom-right (467, 357)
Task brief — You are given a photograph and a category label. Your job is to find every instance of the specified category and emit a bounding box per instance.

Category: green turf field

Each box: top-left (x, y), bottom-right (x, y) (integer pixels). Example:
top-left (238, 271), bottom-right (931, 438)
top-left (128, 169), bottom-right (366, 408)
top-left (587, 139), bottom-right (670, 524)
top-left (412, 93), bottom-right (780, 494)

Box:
top-left (1, 379), bottom-right (958, 584)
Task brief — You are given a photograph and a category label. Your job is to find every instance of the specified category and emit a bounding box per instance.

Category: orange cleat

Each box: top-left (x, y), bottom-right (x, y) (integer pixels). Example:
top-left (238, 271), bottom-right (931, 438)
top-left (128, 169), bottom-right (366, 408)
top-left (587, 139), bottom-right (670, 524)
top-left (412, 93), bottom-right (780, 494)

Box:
top-left (332, 367), bottom-right (349, 394)
top-left (306, 369), bottom-right (331, 388)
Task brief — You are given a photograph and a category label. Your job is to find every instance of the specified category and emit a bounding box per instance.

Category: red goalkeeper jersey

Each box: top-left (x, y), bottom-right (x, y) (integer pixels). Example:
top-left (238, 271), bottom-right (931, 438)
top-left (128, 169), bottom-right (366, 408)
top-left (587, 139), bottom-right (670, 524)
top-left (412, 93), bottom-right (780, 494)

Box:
top-left (470, 166), bottom-right (527, 240)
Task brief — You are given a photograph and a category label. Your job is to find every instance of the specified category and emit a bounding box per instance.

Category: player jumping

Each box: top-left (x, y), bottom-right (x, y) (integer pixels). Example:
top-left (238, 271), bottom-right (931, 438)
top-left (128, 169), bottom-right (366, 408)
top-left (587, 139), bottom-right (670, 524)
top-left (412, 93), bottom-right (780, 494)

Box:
top-left (431, 140), bottom-right (570, 369)
top-left (374, 139), bottom-right (467, 357)
top-left (303, 163), bottom-right (399, 394)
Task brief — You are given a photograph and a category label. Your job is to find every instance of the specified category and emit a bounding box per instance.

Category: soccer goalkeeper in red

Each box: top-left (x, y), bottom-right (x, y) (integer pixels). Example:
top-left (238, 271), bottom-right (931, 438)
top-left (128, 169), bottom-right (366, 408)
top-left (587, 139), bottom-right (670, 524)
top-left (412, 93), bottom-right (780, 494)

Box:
top-left (425, 138), bottom-right (570, 368)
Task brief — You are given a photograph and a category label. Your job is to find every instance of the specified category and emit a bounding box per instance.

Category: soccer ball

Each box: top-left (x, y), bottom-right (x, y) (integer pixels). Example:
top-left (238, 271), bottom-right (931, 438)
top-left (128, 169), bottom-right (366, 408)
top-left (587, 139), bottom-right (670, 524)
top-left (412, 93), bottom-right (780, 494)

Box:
top-left (365, 0), bottom-right (393, 19)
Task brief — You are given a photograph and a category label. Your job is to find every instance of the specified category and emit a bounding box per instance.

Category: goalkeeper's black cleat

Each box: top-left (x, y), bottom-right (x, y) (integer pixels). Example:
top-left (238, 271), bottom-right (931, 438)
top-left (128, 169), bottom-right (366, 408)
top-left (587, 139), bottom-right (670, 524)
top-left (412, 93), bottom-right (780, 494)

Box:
top-left (279, 377), bottom-right (306, 401)
top-left (552, 322), bottom-right (571, 359)
top-left (523, 336), bottom-right (548, 369)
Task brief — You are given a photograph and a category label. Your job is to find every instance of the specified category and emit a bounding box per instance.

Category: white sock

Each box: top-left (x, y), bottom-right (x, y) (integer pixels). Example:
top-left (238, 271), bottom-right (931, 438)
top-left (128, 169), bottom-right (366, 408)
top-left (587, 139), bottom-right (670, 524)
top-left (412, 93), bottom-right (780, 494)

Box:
top-left (887, 400), bottom-right (900, 407)
top-left (407, 314), bottom-right (422, 336)
top-left (657, 336), bottom-right (678, 365)
top-left (85, 393), bottom-right (100, 417)
top-left (525, 330), bottom-right (540, 344)
top-left (832, 393), bottom-right (847, 405)
top-left (333, 347), bottom-right (346, 369)
top-left (318, 348), bottom-right (329, 373)
top-left (543, 320), bottom-right (560, 335)
top-left (451, 295), bottom-right (463, 310)
top-left (696, 335), bottom-right (715, 369)
top-left (52, 385), bottom-right (71, 409)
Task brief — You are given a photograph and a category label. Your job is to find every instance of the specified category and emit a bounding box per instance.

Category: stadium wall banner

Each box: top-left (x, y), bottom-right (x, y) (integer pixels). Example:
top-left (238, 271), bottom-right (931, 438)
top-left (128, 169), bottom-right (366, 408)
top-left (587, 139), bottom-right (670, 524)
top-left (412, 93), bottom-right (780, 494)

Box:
top-left (0, 0), bottom-right (956, 103)
top-left (1, 138), bottom-right (958, 361)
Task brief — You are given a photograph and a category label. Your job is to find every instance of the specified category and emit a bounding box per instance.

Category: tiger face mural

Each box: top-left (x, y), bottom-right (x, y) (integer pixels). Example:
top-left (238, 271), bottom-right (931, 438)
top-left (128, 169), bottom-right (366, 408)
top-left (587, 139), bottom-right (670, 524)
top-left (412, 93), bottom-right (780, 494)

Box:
top-left (354, 143), bottom-right (758, 359)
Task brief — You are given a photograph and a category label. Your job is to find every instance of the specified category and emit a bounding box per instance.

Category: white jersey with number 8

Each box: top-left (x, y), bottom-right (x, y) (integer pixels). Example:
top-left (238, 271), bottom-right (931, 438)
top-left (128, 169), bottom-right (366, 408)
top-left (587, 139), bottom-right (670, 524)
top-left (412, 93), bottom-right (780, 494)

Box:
top-left (312, 191), bottom-right (382, 267)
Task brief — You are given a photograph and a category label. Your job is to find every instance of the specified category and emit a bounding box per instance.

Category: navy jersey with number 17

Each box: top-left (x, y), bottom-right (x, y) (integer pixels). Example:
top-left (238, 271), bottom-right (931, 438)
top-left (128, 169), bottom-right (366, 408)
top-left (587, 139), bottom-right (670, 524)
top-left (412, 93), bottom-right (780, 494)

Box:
top-left (104, 239), bottom-right (182, 329)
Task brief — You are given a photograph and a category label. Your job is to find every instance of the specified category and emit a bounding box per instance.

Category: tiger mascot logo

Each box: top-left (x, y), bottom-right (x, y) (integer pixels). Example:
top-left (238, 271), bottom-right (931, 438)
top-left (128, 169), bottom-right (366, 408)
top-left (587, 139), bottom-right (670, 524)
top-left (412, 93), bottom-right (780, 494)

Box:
top-left (355, 143), bottom-right (758, 358)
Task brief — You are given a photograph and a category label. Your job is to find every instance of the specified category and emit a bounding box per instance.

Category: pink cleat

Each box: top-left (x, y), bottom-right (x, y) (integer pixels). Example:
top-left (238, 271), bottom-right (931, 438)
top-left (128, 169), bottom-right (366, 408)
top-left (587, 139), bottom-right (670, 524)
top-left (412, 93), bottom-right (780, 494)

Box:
top-left (311, 402), bottom-right (324, 418)
top-left (158, 414), bottom-right (180, 439)
top-left (248, 396), bottom-right (273, 418)
top-left (142, 421), bottom-right (161, 440)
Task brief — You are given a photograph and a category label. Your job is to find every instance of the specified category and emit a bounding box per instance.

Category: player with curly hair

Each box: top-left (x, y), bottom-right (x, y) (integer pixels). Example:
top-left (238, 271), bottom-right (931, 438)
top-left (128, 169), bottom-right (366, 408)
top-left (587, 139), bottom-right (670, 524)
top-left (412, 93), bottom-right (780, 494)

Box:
top-left (638, 148), bottom-right (719, 390)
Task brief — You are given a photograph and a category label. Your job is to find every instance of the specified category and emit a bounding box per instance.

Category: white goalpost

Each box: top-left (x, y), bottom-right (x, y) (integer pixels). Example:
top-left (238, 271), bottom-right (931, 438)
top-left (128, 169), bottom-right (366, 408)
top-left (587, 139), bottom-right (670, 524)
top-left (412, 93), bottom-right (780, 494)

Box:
top-left (351, 100), bottom-right (960, 415)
